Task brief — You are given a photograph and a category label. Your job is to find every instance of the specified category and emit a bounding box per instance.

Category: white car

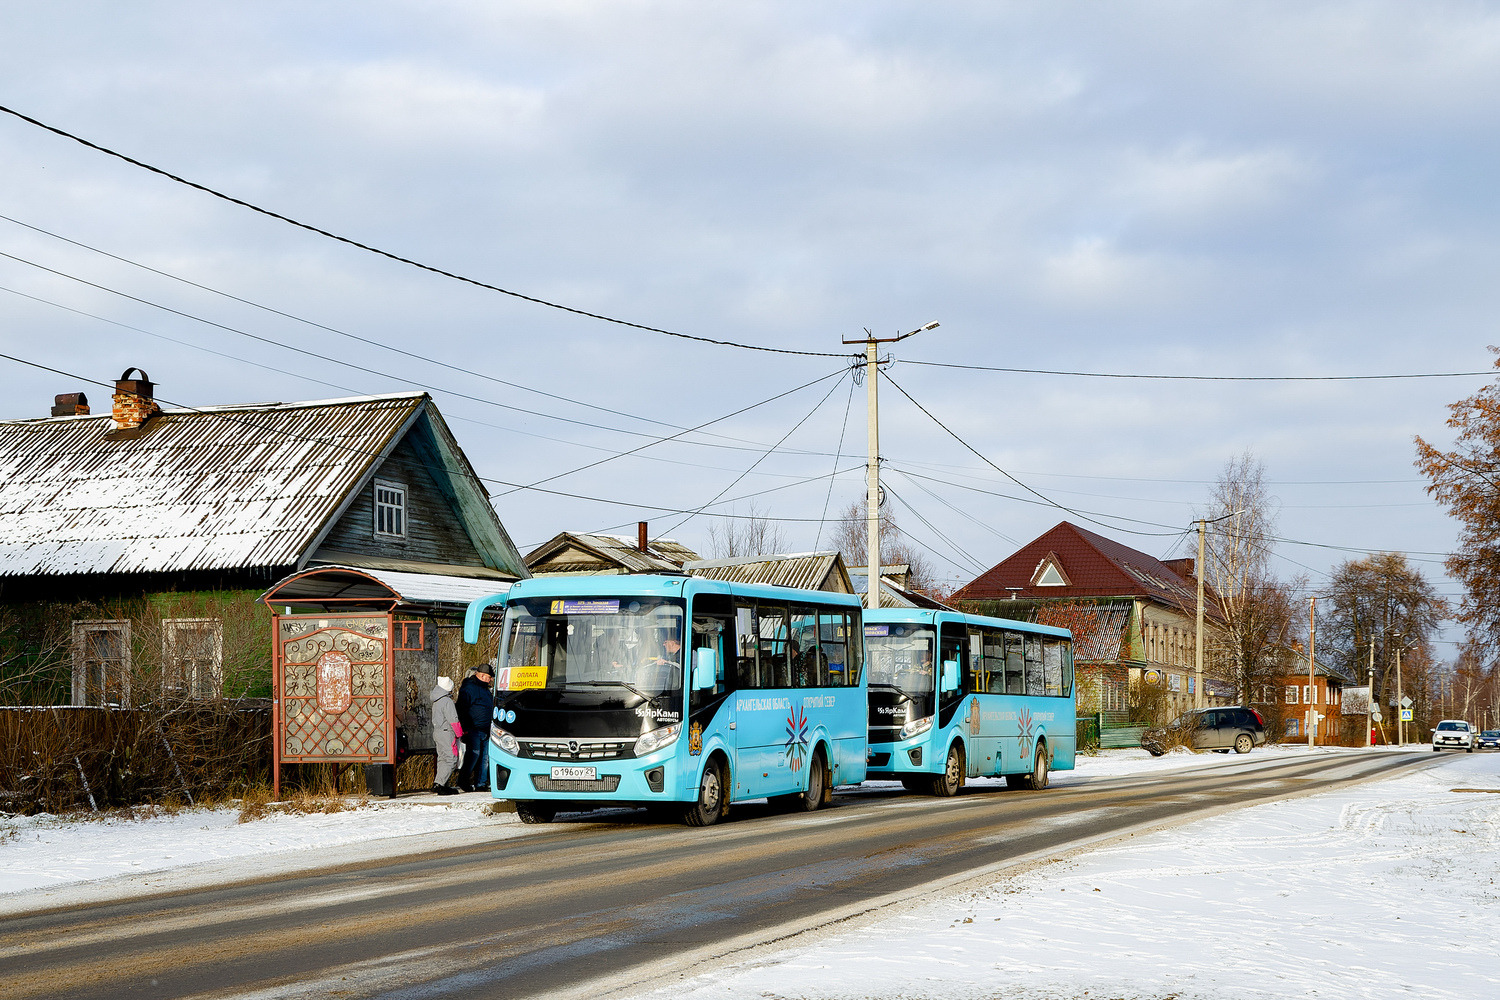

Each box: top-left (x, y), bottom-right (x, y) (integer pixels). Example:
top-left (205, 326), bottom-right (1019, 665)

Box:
top-left (1432, 720), bottom-right (1474, 753)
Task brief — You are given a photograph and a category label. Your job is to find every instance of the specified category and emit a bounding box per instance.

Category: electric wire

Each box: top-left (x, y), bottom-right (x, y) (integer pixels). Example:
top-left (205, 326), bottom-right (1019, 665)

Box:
top-left (880, 482), bottom-right (988, 575)
top-left (0, 211), bottom-right (792, 447)
top-left (495, 365), bottom-right (854, 498)
top-left (0, 104), bottom-right (848, 359)
top-left (0, 350), bottom-right (849, 524)
top-left (897, 359), bottom-right (1494, 381)
top-left (661, 370), bottom-right (852, 537)
top-left (814, 375), bottom-right (857, 551)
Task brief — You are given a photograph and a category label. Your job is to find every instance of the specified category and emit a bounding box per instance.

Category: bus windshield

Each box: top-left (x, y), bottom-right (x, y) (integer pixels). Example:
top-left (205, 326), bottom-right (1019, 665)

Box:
top-left (502, 597), bottom-right (686, 701)
top-left (865, 624), bottom-right (936, 697)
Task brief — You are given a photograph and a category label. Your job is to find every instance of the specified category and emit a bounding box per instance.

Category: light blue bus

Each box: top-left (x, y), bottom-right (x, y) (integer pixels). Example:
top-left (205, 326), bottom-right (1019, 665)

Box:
top-left (464, 574), bottom-right (867, 826)
top-left (864, 609), bottom-right (1074, 795)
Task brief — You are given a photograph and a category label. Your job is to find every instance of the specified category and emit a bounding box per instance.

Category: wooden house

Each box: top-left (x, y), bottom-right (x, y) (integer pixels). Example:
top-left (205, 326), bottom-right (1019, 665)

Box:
top-left (0, 370), bottom-right (527, 717)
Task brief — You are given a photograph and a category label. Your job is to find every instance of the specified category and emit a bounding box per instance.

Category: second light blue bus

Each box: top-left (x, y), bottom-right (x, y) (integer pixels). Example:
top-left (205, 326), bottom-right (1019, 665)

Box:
top-left (864, 608), bottom-right (1075, 794)
top-left (464, 573), bottom-right (867, 826)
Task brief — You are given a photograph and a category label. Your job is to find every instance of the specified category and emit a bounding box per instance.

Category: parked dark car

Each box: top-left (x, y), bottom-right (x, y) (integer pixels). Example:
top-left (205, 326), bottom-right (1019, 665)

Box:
top-left (1142, 706), bottom-right (1267, 756)
top-left (1477, 730), bottom-right (1500, 750)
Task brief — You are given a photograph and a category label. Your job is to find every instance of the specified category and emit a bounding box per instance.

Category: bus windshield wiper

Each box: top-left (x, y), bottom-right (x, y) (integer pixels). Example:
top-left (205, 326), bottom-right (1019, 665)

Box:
top-left (564, 679), bottom-right (654, 701)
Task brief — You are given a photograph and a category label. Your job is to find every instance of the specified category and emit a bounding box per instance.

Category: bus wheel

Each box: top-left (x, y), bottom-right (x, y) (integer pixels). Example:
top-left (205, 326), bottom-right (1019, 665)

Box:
top-left (796, 749), bottom-right (828, 812)
top-left (930, 744), bottom-right (964, 797)
top-left (1011, 743), bottom-right (1050, 791)
top-left (516, 802), bottom-right (556, 824)
top-left (683, 758), bottom-right (726, 827)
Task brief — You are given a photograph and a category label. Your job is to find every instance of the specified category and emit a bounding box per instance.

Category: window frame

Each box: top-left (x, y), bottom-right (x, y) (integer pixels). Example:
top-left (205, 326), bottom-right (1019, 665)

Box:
top-left (162, 617), bottom-right (224, 701)
top-left (373, 479), bottom-right (407, 539)
top-left (71, 619), bottom-right (132, 708)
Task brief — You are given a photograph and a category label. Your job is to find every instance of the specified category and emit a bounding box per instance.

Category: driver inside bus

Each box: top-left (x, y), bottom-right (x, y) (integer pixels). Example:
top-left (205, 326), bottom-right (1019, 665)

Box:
top-left (621, 630), bottom-right (682, 692)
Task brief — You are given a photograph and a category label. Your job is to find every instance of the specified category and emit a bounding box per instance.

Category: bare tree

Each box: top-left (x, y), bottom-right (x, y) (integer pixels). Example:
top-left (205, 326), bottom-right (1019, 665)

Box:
top-left (831, 497), bottom-right (937, 592)
top-left (1198, 453), bottom-right (1301, 705)
top-left (706, 502), bottom-right (788, 559)
top-left (1316, 552), bottom-right (1446, 719)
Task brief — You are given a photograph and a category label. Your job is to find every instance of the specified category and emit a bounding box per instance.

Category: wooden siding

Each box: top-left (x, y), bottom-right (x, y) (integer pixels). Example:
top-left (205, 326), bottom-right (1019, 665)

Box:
top-left (315, 424), bottom-right (486, 570)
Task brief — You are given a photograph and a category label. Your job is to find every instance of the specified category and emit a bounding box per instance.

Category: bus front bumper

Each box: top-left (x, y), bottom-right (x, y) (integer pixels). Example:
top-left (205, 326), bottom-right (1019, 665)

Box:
top-left (866, 738), bottom-right (938, 776)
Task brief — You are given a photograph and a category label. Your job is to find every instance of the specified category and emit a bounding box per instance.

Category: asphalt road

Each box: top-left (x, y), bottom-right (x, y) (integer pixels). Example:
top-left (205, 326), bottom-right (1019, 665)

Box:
top-left (0, 751), bottom-right (1434, 1000)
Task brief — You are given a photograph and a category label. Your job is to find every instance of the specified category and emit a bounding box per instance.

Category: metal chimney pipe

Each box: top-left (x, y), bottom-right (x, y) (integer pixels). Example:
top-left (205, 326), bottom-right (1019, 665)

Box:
top-left (638, 521), bottom-right (648, 553)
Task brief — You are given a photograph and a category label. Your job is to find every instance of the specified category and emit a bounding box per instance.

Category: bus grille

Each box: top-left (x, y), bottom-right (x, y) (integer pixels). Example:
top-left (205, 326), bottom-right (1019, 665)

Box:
top-left (531, 774), bottom-right (623, 793)
top-left (523, 739), bottom-right (632, 760)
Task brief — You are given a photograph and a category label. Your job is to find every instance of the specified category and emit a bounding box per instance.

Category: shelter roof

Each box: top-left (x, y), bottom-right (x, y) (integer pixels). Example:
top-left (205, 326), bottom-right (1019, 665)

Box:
top-left (262, 565), bottom-right (510, 615)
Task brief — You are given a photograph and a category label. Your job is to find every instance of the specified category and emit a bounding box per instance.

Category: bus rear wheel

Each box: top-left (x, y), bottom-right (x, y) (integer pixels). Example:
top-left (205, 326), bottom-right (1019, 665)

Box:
top-left (930, 744), bottom-right (964, 797)
top-left (776, 749), bottom-right (829, 812)
top-left (683, 758), bottom-right (727, 827)
top-left (1009, 743), bottom-right (1050, 791)
top-left (515, 802), bottom-right (556, 824)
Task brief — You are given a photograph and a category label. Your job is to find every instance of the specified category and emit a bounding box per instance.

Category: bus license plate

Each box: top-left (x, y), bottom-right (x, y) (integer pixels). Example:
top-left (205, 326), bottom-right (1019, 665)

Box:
top-left (551, 765), bottom-right (597, 781)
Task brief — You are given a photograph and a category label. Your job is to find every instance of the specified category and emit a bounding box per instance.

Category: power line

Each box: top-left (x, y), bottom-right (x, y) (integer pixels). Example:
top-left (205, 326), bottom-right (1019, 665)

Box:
top-left (0, 104), bottom-right (848, 359)
top-left (0, 211), bottom-right (788, 447)
top-left (0, 350), bottom-right (848, 524)
top-left (815, 376), bottom-right (857, 551)
top-left (662, 370), bottom-right (852, 536)
top-left (898, 359), bottom-right (1494, 381)
top-left (879, 370), bottom-right (1185, 538)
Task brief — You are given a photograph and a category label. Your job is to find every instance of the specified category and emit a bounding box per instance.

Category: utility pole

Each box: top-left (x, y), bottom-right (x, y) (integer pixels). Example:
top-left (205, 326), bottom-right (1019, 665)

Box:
top-left (1193, 509), bottom-right (1243, 709)
top-left (1308, 597), bottom-right (1317, 748)
top-left (1396, 642), bottom-right (1406, 745)
top-left (1195, 519), bottom-right (1206, 710)
top-left (842, 322), bottom-right (939, 611)
top-left (1367, 637), bottom-right (1375, 748)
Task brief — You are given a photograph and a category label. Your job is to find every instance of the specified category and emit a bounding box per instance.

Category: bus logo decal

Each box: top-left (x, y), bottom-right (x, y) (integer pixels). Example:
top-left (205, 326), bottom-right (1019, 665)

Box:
top-left (1017, 706), bottom-right (1035, 761)
top-left (689, 722), bottom-right (703, 756)
top-left (784, 706), bottom-right (809, 773)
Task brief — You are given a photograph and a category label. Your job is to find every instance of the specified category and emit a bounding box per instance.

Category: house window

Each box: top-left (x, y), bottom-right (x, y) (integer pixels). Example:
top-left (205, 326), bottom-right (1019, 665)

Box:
top-left (375, 480), bottom-right (406, 538)
top-left (72, 620), bottom-right (131, 707)
top-left (163, 618), bottom-right (223, 700)
top-left (1287, 718), bottom-right (1300, 738)
top-left (1286, 685), bottom-right (1299, 704)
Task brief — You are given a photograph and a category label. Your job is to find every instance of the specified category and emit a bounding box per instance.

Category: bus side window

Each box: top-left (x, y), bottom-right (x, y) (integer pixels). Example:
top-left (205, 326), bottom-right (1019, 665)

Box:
top-left (844, 612), bottom-right (863, 685)
top-left (758, 604), bottom-right (791, 689)
top-left (1061, 641), bottom-right (1074, 697)
top-left (790, 605), bottom-right (821, 688)
top-left (984, 629), bottom-right (1005, 694)
top-left (1043, 638), bottom-right (1063, 697)
top-left (818, 611), bottom-right (846, 687)
top-left (690, 616), bottom-right (728, 709)
top-left (735, 603), bottom-right (759, 689)
top-left (940, 624), bottom-right (966, 692)
top-left (1025, 636), bottom-right (1045, 697)
top-left (1005, 632), bottom-right (1025, 694)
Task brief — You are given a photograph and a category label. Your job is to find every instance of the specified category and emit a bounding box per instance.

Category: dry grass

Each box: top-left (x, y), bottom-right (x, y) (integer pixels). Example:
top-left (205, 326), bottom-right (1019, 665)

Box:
top-left (236, 784), bottom-right (371, 824)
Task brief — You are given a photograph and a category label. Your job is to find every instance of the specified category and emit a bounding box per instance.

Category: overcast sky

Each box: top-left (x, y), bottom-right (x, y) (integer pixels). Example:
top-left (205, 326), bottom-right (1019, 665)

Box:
top-left (3, 2), bottom-right (1497, 645)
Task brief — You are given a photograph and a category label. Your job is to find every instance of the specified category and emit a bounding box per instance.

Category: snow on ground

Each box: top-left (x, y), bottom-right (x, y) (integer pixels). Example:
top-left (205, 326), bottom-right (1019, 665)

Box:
top-left (637, 747), bottom-right (1500, 1000)
top-left (0, 793), bottom-right (518, 896)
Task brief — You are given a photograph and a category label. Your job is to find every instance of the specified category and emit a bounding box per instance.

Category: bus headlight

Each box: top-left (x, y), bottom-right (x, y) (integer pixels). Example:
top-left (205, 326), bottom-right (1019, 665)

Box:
top-left (491, 728), bottom-right (520, 755)
top-left (634, 723), bottom-right (681, 757)
top-left (899, 716), bottom-right (934, 740)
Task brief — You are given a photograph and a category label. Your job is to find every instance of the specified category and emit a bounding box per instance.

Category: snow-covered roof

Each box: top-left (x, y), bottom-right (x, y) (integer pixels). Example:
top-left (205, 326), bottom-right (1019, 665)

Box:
top-left (0, 393), bottom-right (431, 578)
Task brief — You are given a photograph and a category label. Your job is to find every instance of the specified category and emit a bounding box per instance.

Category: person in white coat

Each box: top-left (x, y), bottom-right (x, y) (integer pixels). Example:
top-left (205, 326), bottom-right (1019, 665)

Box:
top-left (430, 675), bottom-right (461, 795)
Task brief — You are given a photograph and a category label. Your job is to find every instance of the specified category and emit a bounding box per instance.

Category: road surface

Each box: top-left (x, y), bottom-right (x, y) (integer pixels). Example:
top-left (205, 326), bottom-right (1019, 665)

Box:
top-left (0, 750), bottom-right (1432, 1000)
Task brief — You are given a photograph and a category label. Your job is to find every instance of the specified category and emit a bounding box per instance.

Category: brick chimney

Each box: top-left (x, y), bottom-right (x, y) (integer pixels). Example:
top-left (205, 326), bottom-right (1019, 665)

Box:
top-left (50, 392), bottom-right (90, 417)
top-left (111, 368), bottom-right (159, 431)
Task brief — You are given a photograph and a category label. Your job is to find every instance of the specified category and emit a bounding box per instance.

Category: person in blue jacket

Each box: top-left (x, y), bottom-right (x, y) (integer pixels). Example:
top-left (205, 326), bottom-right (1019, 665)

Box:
top-left (455, 662), bottom-right (495, 792)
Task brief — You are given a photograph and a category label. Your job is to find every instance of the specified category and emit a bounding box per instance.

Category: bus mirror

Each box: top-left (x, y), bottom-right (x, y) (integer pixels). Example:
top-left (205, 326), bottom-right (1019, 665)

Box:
top-left (941, 659), bottom-right (960, 693)
top-left (692, 648), bottom-right (717, 690)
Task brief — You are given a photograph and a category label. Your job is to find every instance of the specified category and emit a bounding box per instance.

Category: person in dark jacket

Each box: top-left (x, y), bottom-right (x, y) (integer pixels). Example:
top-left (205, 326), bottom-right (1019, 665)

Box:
top-left (455, 662), bottom-right (495, 792)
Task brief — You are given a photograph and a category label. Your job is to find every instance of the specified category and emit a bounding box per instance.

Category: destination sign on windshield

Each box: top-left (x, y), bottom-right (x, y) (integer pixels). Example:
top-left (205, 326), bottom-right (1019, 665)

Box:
top-left (550, 599), bottom-right (621, 614)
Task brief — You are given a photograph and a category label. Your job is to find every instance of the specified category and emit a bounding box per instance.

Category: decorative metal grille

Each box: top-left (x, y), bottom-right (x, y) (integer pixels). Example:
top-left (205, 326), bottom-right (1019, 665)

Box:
top-left (274, 613), bottom-right (394, 764)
